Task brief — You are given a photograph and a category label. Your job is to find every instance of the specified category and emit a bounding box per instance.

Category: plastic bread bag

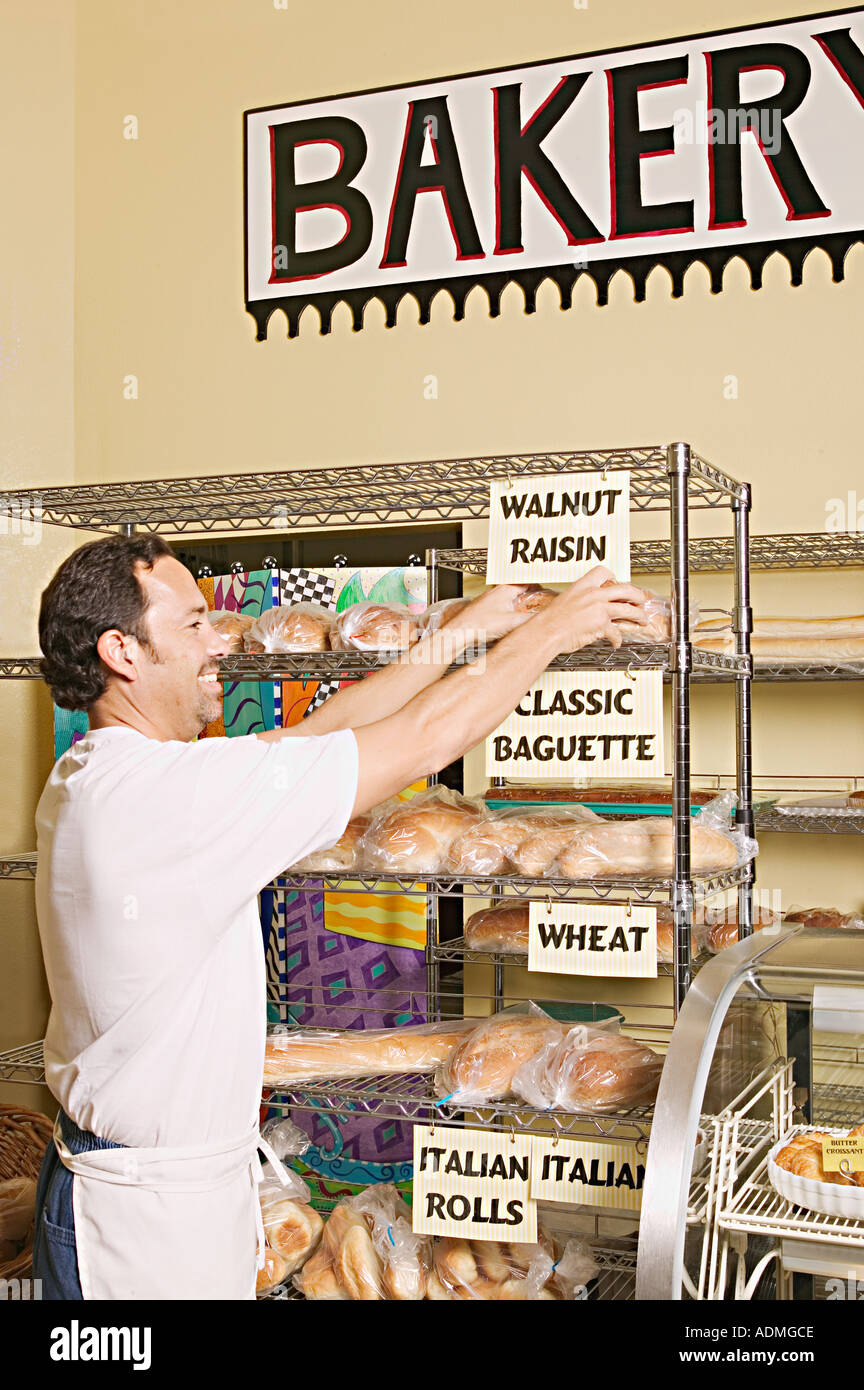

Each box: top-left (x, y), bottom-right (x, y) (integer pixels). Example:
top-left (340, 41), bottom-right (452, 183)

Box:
top-left (331, 601), bottom-right (420, 651)
top-left (352, 1184), bottom-right (430, 1300)
top-left (417, 597), bottom-right (472, 634)
top-left (433, 1002), bottom-right (567, 1107)
top-left (290, 814), bottom-right (372, 874)
top-left (207, 609), bottom-right (254, 651)
top-left (259, 1115), bottom-right (311, 1161)
top-left (655, 903), bottom-right (707, 964)
top-left (551, 798), bottom-right (756, 880)
top-left (784, 905), bottom-right (864, 931)
top-left (612, 588), bottom-right (701, 644)
top-left (511, 1024), bottom-right (664, 1114)
top-left (319, 1197), bottom-right (385, 1300)
top-left (258, 1164), bottom-right (324, 1275)
top-left (293, 1243), bottom-right (351, 1300)
top-left (263, 1017), bottom-right (478, 1086)
top-left (446, 805), bottom-right (601, 877)
top-left (256, 1244), bottom-right (290, 1295)
top-left (431, 1223), bottom-right (595, 1300)
top-left (362, 786), bottom-right (485, 874)
top-left (244, 602), bottom-right (335, 653)
top-left (696, 790), bottom-right (760, 868)
top-left (0, 1176), bottom-right (36, 1244)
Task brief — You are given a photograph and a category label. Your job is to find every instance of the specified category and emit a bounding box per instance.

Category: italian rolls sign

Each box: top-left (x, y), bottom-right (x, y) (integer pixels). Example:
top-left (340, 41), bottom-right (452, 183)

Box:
top-left (244, 9), bottom-right (864, 337)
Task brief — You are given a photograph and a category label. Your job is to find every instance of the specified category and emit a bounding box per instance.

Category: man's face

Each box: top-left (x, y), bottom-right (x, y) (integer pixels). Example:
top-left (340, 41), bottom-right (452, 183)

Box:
top-left (131, 556), bottom-right (230, 739)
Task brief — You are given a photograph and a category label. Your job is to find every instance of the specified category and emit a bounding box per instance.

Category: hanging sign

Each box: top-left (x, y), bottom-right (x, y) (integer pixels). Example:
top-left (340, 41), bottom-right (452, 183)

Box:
top-left (412, 1125), bottom-right (537, 1241)
top-left (821, 1134), bottom-right (864, 1171)
top-left (527, 903), bottom-right (658, 978)
top-left (245, 9), bottom-right (864, 337)
top-left (486, 471), bottom-right (630, 583)
top-left (485, 670), bottom-right (665, 779)
top-left (530, 1136), bottom-right (646, 1210)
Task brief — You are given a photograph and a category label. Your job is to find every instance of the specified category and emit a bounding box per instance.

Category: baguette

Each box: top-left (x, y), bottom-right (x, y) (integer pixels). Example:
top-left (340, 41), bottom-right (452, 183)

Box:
top-left (263, 1020), bottom-right (475, 1086)
top-left (555, 819), bottom-right (740, 878)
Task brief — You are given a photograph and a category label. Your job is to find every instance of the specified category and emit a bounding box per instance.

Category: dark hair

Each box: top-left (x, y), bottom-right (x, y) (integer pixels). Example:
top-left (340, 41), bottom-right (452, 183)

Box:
top-left (39, 534), bottom-right (176, 710)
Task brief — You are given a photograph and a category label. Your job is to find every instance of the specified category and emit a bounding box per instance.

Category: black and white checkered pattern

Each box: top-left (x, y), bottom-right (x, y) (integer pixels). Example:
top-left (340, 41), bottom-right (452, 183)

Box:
top-left (304, 679), bottom-right (342, 715)
top-left (278, 568), bottom-right (335, 609)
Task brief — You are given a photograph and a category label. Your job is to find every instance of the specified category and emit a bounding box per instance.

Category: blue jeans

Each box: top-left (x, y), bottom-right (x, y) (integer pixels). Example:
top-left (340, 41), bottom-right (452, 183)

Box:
top-left (32, 1110), bottom-right (126, 1300)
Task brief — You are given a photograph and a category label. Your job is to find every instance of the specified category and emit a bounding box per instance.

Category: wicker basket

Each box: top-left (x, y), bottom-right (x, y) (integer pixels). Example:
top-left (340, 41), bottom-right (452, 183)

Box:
top-left (0, 1104), bottom-right (54, 1282)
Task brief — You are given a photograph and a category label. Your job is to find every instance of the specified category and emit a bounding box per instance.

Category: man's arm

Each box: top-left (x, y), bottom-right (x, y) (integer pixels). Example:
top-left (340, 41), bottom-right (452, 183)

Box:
top-left (255, 584), bottom-right (548, 740)
top-left (347, 572), bottom-right (650, 815)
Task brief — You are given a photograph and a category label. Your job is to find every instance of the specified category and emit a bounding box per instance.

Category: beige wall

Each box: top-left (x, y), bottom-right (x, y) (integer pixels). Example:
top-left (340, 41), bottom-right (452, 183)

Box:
top-left (1, 0), bottom-right (862, 1106)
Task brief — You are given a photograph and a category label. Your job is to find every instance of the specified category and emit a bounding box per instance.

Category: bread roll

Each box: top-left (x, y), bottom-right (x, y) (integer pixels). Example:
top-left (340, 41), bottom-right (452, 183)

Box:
top-left (332, 602), bottom-right (420, 651)
top-left (435, 1012), bottom-right (565, 1105)
top-left (704, 914), bottom-right (775, 953)
top-left (785, 907), bottom-right (864, 931)
top-left (514, 585), bottom-right (557, 613)
top-left (207, 610), bottom-right (254, 652)
top-left (424, 1268), bottom-right (456, 1300)
top-left (555, 819), bottom-right (740, 878)
top-left (655, 906), bottom-right (702, 963)
top-left (447, 808), bottom-right (598, 876)
top-left (364, 791), bottom-right (482, 873)
top-left (263, 1020), bottom-right (473, 1085)
top-left (256, 1244), bottom-right (289, 1293)
top-left (464, 900), bottom-right (530, 953)
top-left (291, 815), bottom-right (371, 873)
top-left (322, 1202), bottom-right (383, 1300)
top-left (382, 1257), bottom-right (426, 1301)
top-left (295, 1245), bottom-right (349, 1300)
top-left (435, 1238), bottom-right (480, 1292)
top-left (245, 603), bottom-right (335, 653)
top-left (263, 1197), bottom-right (324, 1272)
top-left (513, 1028), bottom-right (663, 1113)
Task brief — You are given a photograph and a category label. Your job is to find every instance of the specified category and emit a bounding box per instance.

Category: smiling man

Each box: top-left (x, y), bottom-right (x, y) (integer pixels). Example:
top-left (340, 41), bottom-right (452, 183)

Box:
top-left (31, 533), bottom-right (648, 1300)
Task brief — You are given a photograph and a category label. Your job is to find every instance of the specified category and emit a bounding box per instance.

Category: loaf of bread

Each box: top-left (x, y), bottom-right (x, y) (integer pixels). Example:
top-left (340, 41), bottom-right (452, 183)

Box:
top-left (207, 610), bottom-right (254, 652)
top-left (331, 602), bottom-right (420, 651)
top-left (656, 906), bottom-right (703, 963)
top-left (261, 1196), bottom-right (324, 1273)
top-left (291, 815), bottom-right (372, 874)
top-left (446, 807), bottom-right (598, 876)
top-left (263, 1019), bottom-right (475, 1086)
top-left (554, 818), bottom-right (740, 878)
top-left (698, 614), bottom-right (864, 639)
top-left (703, 912), bottom-right (777, 953)
top-left (294, 1245), bottom-right (350, 1300)
top-left (418, 597), bottom-right (471, 633)
top-left (245, 603), bottom-right (335, 653)
top-left (364, 789), bottom-right (483, 873)
top-left (256, 1244), bottom-right (290, 1294)
top-left (696, 631), bottom-right (864, 662)
top-left (511, 824), bottom-right (595, 877)
top-left (513, 1027), bottom-right (663, 1113)
top-left (785, 906), bottom-right (864, 931)
top-left (435, 1011), bottom-right (566, 1105)
top-left (513, 584), bottom-right (558, 613)
top-left (431, 1228), bottom-right (596, 1300)
top-left (464, 900), bottom-right (530, 953)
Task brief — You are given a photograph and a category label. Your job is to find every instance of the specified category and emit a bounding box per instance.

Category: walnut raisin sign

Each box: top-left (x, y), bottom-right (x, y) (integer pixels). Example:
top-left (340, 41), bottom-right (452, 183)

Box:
top-left (244, 9), bottom-right (864, 337)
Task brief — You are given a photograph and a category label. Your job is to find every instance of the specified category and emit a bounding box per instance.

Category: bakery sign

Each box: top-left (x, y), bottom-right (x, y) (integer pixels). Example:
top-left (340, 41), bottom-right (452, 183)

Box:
top-left (486, 670), bottom-right (665, 779)
top-left (527, 903), bottom-right (659, 979)
top-left (244, 8), bottom-right (864, 337)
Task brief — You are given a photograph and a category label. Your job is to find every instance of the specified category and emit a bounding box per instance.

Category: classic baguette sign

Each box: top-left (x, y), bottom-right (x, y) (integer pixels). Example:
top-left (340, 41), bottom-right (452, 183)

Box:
top-left (245, 9), bottom-right (864, 337)
top-left (485, 670), bottom-right (665, 779)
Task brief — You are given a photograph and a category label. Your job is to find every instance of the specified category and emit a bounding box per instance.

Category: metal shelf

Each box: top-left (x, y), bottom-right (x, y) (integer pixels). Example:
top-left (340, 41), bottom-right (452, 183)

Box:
top-left (719, 1158), bottom-right (864, 1250)
top-left (0, 643), bottom-right (750, 682)
top-left (264, 1071), bottom-right (656, 1141)
top-left (431, 935), bottom-right (676, 975)
top-left (0, 448), bottom-right (745, 536)
top-left (0, 854), bottom-right (37, 880)
top-left (275, 864), bottom-right (751, 903)
top-left (0, 1040), bottom-right (45, 1084)
top-left (752, 661), bottom-right (864, 682)
top-left (756, 809), bottom-right (864, 835)
top-left (437, 532), bottom-right (864, 575)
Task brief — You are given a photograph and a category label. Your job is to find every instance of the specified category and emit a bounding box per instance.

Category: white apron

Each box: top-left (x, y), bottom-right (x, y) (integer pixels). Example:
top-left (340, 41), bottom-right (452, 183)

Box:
top-left (54, 1118), bottom-right (292, 1301)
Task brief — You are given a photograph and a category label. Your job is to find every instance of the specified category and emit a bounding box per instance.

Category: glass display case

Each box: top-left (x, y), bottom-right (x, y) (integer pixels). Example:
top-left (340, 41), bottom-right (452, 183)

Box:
top-left (637, 925), bottom-right (864, 1300)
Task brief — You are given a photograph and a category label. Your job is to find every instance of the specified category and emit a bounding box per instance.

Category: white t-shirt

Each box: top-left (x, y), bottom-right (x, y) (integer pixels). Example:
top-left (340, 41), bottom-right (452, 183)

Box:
top-left (34, 725), bottom-right (359, 1148)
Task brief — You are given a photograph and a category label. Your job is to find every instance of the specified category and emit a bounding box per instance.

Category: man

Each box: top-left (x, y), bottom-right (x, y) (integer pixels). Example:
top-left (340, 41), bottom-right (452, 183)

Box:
top-left (31, 533), bottom-right (649, 1299)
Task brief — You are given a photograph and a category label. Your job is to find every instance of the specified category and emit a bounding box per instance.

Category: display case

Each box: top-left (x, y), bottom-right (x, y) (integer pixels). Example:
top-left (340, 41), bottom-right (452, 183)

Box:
top-left (637, 925), bottom-right (864, 1300)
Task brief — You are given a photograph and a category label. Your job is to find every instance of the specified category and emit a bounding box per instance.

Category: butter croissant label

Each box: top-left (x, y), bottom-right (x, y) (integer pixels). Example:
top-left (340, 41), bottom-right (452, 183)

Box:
top-left (485, 670), bottom-right (665, 780)
top-left (486, 470), bottom-right (631, 585)
top-left (412, 1125), bottom-right (537, 1241)
top-left (528, 902), bottom-right (658, 978)
top-left (530, 1136), bottom-right (644, 1210)
top-left (821, 1135), bottom-right (864, 1172)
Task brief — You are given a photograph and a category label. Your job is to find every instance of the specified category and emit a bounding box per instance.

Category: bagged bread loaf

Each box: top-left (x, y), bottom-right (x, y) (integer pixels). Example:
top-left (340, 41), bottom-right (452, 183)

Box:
top-left (446, 806), bottom-right (599, 876)
top-left (353, 1184), bottom-right (430, 1300)
top-left (431, 1227), bottom-right (597, 1300)
top-left (290, 815), bottom-right (372, 874)
top-left (697, 614), bottom-right (864, 640)
top-left (513, 584), bottom-right (558, 613)
top-left (364, 787), bottom-right (483, 873)
top-left (464, 900), bottom-right (530, 953)
top-left (655, 905), bottom-right (705, 963)
top-left (486, 783), bottom-right (718, 808)
top-left (256, 1245), bottom-right (290, 1294)
top-left (612, 589), bottom-right (700, 643)
top-left (694, 616), bottom-right (864, 662)
top-left (258, 1166), bottom-right (324, 1274)
top-left (417, 597), bottom-right (472, 633)
top-left (332, 602), bottom-right (420, 651)
top-left (511, 822), bottom-right (597, 877)
top-left (555, 817), bottom-right (742, 878)
top-left (207, 609), bottom-right (254, 652)
top-left (785, 905), bottom-right (864, 931)
top-left (434, 1006), bottom-right (566, 1106)
top-left (294, 1244), bottom-right (350, 1300)
top-left (513, 1025), bottom-right (663, 1113)
top-left (263, 1018), bottom-right (476, 1086)
top-left (244, 603), bottom-right (335, 653)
